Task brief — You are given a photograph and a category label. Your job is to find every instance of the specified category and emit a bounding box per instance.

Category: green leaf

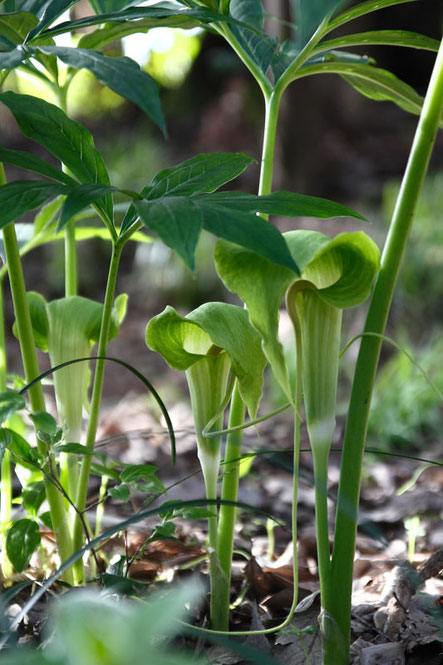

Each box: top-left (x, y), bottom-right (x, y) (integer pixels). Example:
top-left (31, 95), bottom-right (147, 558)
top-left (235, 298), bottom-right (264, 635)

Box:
top-left (325, 0), bottom-right (419, 34)
top-left (22, 481), bottom-right (45, 517)
top-left (120, 464), bottom-right (159, 483)
top-left (134, 197), bottom-right (203, 271)
top-left (90, 0), bottom-right (140, 12)
top-left (29, 410), bottom-right (57, 436)
top-left (6, 518), bottom-right (41, 572)
top-left (0, 146), bottom-right (76, 185)
top-left (120, 464), bottom-right (165, 494)
top-left (0, 46), bottom-right (27, 69)
top-left (78, 14), bottom-right (201, 51)
top-left (90, 462), bottom-right (120, 481)
top-left (0, 92), bottom-right (113, 225)
top-left (146, 302), bottom-right (267, 418)
top-left (26, 0), bottom-right (79, 41)
top-left (294, 0), bottom-right (346, 45)
top-left (41, 5), bottom-right (254, 39)
top-left (6, 428), bottom-right (38, 470)
top-left (0, 180), bottom-right (70, 229)
top-left (292, 62), bottom-right (435, 119)
top-left (108, 483), bottom-right (130, 502)
top-left (0, 391), bottom-right (26, 424)
top-left (32, 46), bottom-right (166, 133)
top-left (0, 12), bottom-right (38, 50)
top-left (58, 183), bottom-right (121, 230)
top-left (145, 152), bottom-right (254, 200)
top-left (0, 428), bottom-right (12, 464)
top-left (52, 442), bottom-right (91, 455)
top-left (314, 30), bottom-right (441, 56)
top-left (202, 190), bottom-right (366, 220)
top-left (229, 0), bottom-right (276, 75)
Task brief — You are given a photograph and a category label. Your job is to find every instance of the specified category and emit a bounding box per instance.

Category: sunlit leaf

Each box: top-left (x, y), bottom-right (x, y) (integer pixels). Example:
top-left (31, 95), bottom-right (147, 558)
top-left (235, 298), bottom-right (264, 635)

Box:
top-left (32, 46), bottom-right (166, 133)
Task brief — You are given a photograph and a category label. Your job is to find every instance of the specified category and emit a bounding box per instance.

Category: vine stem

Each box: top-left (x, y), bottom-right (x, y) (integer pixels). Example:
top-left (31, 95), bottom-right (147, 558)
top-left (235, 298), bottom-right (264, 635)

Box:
top-left (72, 241), bottom-right (123, 583)
top-left (322, 36), bottom-right (443, 665)
top-left (0, 166), bottom-right (74, 584)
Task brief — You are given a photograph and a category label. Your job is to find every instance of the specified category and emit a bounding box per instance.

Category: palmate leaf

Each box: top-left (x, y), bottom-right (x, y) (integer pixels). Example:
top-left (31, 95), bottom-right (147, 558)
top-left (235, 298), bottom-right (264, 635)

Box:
top-left (314, 30), bottom-right (441, 56)
top-left (136, 186), bottom-right (364, 272)
top-left (32, 46), bottom-right (166, 134)
top-left (0, 91), bottom-right (113, 225)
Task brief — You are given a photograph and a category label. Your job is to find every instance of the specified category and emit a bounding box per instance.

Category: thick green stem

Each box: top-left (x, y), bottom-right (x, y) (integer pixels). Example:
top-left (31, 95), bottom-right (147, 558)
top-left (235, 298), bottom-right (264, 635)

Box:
top-left (312, 449), bottom-right (330, 607)
top-left (0, 277), bottom-right (12, 577)
top-left (214, 384), bottom-right (245, 630)
top-left (64, 220), bottom-right (77, 298)
top-left (1, 203), bottom-right (74, 584)
top-left (323, 37), bottom-right (443, 665)
top-left (72, 242), bottom-right (123, 583)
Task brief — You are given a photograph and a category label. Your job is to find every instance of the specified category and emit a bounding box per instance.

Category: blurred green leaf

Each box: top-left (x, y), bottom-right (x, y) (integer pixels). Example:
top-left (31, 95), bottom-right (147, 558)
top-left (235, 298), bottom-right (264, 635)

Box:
top-left (6, 518), bottom-right (41, 572)
top-left (0, 392), bottom-right (26, 424)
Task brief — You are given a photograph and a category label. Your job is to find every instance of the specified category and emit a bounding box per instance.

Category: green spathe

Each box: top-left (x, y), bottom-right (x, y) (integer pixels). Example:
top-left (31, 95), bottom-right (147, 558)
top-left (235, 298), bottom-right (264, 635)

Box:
top-left (21, 293), bottom-right (127, 497)
top-left (145, 302), bottom-right (267, 420)
top-left (215, 229), bottom-right (381, 403)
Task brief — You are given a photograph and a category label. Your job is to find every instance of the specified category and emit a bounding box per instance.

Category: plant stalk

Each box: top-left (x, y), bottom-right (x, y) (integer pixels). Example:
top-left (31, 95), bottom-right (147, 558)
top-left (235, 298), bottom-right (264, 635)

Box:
top-left (323, 36), bottom-right (443, 665)
top-left (0, 167), bottom-right (74, 584)
top-left (214, 71), bottom-right (284, 629)
top-left (0, 279), bottom-right (13, 578)
top-left (72, 241), bottom-right (123, 583)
